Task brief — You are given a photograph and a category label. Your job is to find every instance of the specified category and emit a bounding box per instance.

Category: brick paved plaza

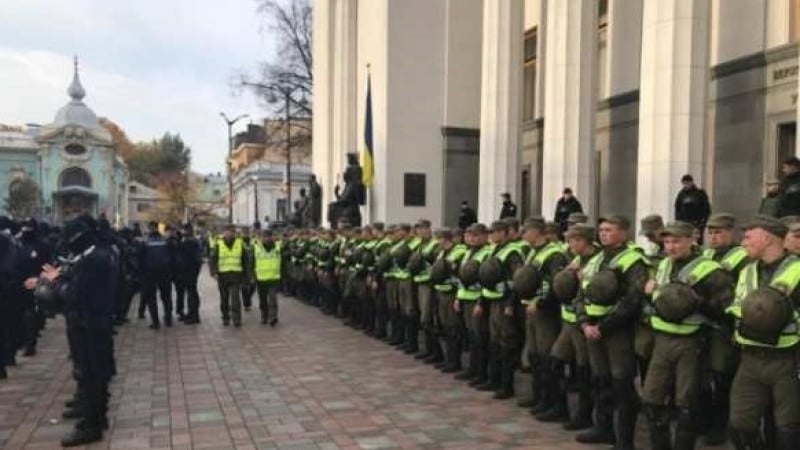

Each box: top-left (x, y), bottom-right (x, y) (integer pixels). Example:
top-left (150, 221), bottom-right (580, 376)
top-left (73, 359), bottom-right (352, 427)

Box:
top-left (0, 269), bottom-right (729, 450)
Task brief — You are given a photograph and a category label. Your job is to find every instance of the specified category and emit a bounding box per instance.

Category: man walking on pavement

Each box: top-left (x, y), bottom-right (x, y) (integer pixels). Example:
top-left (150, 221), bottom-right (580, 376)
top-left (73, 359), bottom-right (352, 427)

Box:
top-left (252, 229), bottom-right (282, 326)
top-left (209, 224), bottom-right (250, 327)
top-left (175, 223), bottom-right (203, 325)
top-left (138, 221), bottom-right (175, 330)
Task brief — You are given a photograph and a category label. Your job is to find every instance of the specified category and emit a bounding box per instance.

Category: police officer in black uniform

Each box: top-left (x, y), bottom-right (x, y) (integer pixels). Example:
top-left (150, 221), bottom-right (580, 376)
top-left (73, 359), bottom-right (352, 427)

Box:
top-left (41, 215), bottom-right (116, 446)
top-left (114, 227), bottom-right (141, 325)
top-left (17, 218), bottom-right (52, 357)
top-left (175, 223), bottom-right (203, 324)
top-left (0, 216), bottom-right (18, 380)
top-left (138, 221), bottom-right (175, 329)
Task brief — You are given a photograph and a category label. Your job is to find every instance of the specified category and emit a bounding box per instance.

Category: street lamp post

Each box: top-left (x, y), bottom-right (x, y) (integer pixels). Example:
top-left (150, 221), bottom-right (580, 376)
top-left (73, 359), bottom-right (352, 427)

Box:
top-left (252, 175), bottom-right (259, 225)
top-left (284, 90), bottom-right (292, 217)
top-left (220, 112), bottom-right (249, 224)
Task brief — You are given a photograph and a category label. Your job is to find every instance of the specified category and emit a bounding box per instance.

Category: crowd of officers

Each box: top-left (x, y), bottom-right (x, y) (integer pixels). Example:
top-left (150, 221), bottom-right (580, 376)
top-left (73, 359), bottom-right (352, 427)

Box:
top-left (0, 214), bottom-right (209, 446)
top-left (277, 212), bottom-right (800, 450)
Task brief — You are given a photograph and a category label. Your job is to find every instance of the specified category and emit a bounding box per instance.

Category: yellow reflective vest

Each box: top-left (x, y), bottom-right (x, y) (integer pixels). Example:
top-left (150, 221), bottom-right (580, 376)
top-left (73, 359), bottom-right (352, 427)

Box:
top-left (217, 238), bottom-right (244, 273)
top-left (253, 241), bottom-right (281, 282)
top-left (650, 255), bottom-right (721, 335)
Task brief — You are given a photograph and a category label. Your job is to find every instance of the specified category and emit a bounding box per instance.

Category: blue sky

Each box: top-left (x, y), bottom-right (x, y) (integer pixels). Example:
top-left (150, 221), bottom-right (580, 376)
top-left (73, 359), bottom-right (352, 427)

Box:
top-left (0, 0), bottom-right (275, 173)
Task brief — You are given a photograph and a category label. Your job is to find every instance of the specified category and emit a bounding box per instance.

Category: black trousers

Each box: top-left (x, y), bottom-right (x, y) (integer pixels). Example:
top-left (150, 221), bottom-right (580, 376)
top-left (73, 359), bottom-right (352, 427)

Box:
top-left (175, 267), bottom-right (201, 318)
top-left (141, 274), bottom-right (172, 324)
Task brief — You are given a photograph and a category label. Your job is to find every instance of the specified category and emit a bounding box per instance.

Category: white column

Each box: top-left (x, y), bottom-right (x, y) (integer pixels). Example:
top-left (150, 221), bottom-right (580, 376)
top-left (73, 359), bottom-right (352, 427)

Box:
top-left (541, 0), bottom-right (598, 221)
top-left (636, 0), bottom-right (710, 223)
top-left (534, 0), bottom-right (548, 119)
top-left (330, 0), bottom-right (358, 209)
top-left (477, 0), bottom-right (525, 223)
top-left (312, 0), bottom-right (335, 225)
top-left (606, 0), bottom-right (643, 96)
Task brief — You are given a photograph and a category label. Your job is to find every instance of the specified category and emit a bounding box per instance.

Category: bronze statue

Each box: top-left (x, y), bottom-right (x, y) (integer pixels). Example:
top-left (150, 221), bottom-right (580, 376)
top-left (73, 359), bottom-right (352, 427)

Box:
top-left (309, 175), bottom-right (322, 227)
top-left (328, 153), bottom-right (365, 228)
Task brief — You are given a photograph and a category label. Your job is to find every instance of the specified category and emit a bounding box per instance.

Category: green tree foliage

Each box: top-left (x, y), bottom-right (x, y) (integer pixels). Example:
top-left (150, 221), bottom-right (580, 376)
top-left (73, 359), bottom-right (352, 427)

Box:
top-left (4, 177), bottom-right (41, 219)
top-left (126, 133), bottom-right (191, 186)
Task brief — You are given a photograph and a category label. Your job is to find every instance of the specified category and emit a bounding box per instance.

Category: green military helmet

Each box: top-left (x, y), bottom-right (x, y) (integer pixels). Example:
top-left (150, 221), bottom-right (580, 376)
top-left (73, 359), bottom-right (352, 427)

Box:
top-left (406, 252), bottom-right (425, 276)
top-left (587, 270), bottom-right (620, 306)
top-left (459, 259), bottom-right (481, 286)
top-left (479, 256), bottom-right (504, 288)
top-left (429, 257), bottom-right (451, 284)
top-left (654, 282), bottom-right (698, 322)
top-left (360, 249), bottom-right (375, 267)
top-left (740, 286), bottom-right (793, 343)
top-left (393, 244), bottom-right (412, 268)
top-left (376, 251), bottom-right (393, 272)
top-left (513, 264), bottom-right (541, 299)
top-left (552, 269), bottom-right (579, 302)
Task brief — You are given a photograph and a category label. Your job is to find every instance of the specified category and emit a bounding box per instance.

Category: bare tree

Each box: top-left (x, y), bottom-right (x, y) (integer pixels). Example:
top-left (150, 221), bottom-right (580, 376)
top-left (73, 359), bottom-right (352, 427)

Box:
top-left (236, 0), bottom-right (312, 127)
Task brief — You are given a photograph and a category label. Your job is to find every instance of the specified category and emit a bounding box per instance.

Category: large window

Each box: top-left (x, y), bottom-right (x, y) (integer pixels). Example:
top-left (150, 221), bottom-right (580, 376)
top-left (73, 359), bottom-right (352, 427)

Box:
top-left (404, 173), bottom-right (426, 207)
top-left (59, 167), bottom-right (91, 188)
top-left (522, 29), bottom-right (538, 122)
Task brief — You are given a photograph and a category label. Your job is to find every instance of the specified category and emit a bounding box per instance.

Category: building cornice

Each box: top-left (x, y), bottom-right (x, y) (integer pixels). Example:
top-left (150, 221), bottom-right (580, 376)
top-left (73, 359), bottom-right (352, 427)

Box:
top-left (711, 42), bottom-right (799, 79)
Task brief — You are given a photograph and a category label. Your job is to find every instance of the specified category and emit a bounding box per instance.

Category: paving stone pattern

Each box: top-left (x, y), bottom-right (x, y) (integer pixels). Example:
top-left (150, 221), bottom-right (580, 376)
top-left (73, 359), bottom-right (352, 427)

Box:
top-left (0, 268), bottom-right (731, 449)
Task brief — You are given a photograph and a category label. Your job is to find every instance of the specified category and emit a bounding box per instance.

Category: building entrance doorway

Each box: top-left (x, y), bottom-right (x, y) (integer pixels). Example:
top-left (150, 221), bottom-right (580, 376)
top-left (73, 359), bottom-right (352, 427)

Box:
top-left (777, 121), bottom-right (797, 177)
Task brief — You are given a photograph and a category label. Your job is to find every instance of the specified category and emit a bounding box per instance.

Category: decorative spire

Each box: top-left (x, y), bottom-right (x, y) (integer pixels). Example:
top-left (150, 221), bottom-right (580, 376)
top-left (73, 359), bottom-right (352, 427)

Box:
top-left (67, 55), bottom-right (86, 102)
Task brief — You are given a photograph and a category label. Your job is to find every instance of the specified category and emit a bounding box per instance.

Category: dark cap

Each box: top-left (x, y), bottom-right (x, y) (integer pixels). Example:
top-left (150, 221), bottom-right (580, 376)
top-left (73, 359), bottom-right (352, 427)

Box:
top-left (742, 215), bottom-right (788, 238)
top-left (489, 221), bottom-right (509, 232)
top-left (20, 217), bottom-right (38, 231)
top-left (544, 221), bottom-right (559, 235)
top-left (564, 224), bottom-right (595, 241)
top-left (639, 214), bottom-right (664, 235)
top-left (435, 228), bottom-right (454, 240)
top-left (415, 219), bottom-right (432, 228)
top-left (501, 192), bottom-right (511, 198)
top-left (563, 187), bottom-right (573, 195)
top-left (398, 223), bottom-right (412, 232)
top-left (521, 217), bottom-right (546, 233)
top-left (780, 215), bottom-right (800, 226)
top-left (706, 213), bottom-right (736, 230)
top-left (659, 221), bottom-right (695, 238)
top-left (224, 223), bottom-right (236, 231)
top-left (502, 217), bottom-right (520, 230)
top-left (372, 222), bottom-right (385, 231)
top-left (681, 174), bottom-right (694, 183)
top-left (261, 228), bottom-right (273, 236)
top-left (466, 223), bottom-right (488, 234)
top-left (600, 214), bottom-right (631, 230)
top-left (567, 212), bottom-right (588, 224)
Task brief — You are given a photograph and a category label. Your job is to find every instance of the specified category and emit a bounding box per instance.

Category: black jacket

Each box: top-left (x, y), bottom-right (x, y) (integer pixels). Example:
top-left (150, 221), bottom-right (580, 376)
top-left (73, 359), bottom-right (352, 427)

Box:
top-left (458, 207), bottom-right (477, 230)
top-left (674, 186), bottom-right (711, 226)
top-left (500, 201), bottom-right (517, 219)
top-left (554, 197), bottom-right (583, 235)
top-left (778, 171), bottom-right (800, 217)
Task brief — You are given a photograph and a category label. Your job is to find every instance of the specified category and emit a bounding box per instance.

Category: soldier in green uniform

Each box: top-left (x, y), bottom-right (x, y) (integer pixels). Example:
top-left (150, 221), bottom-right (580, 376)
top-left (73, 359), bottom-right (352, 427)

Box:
top-left (514, 219), bottom-right (569, 415)
top-left (575, 215), bottom-right (649, 449)
top-left (636, 213), bottom-right (665, 386)
top-left (700, 213), bottom-right (749, 445)
top-left (431, 228), bottom-right (468, 372)
top-left (386, 224), bottom-right (412, 346)
top-left (641, 221), bottom-right (732, 450)
top-left (369, 223), bottom-right (393, 339)
top-left (454, 224), bottom-right (491, 385)
top-left (411, 220), bottom-right (441, 362)
top-left (727, 216), bottom-right (800, 449)
top-left (479, 221), bottom-right (526, 399)
top-left (395, 223), bottom-right (423, 353)
top-left (548, 224), bottom-right (598, 430)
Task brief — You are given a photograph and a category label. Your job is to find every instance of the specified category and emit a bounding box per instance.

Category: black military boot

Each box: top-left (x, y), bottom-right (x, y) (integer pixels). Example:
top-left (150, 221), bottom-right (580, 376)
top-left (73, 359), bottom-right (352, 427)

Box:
top-left (674, 407), bottom-right (697, 450)
top-left (389, 313), bottom-right (405, 346)
top-left (476, 343), bottom-right (501, 391)
top-left (468, 338), bottom-right (489, 386)
top-left (531, 360), bottom-right (553, 415)
top-left (536, 357), bottom-right (569, 422)
top-left (517, 354), bottom-right (541, 408)
top-left (455, 341), bottom-right (477, 380)
top-left (705, 371), bottom-right (731, 446)
top-left (403, 317), bottom-right (420, 354)
top-left (576, 377), bottom-right (616, 445)
top-left (563, 365), bottom-right (593, 431)
top-left (776, 426), bottom-right (800, 450)
top-left (493, 347), bottom-right (516, 400)
top-left (416, 331), bottom-right (434, 360)
top-left (730, 428), bottom-right (765, 450)
top-left (442, 336), bottom-right (462, 373)
top-left (612, 377), bottom-right (638, 450)
top-left (644, 403), bottom-right (672, 450)
top-left (424, 333), bottom-right (444, 364)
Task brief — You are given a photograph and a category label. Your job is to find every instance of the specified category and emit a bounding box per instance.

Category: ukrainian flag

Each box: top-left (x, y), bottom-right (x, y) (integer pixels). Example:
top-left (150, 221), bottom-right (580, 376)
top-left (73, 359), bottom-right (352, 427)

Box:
top-left (361, 74), bottom-right (374, 188)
